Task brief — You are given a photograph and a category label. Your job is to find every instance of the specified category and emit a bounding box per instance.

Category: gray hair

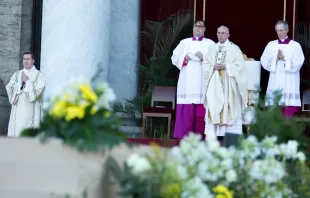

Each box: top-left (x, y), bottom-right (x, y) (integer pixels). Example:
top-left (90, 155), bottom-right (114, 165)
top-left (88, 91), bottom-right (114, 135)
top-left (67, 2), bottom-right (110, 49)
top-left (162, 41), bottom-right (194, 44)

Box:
top-left (275, 20), bottom-right (289, 30)
top-left (218, 25), bottom-right (230, 34)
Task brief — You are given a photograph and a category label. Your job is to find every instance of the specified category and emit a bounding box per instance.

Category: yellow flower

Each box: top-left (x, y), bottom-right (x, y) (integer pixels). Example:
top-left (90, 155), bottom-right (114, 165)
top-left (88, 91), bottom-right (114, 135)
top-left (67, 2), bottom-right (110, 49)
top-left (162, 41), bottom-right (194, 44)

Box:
top-left (65, 105), bottom-right (85, 121)
top-left (150, 142), bottom-right (160, 153)
top-left (50, 101), bottom-right (67, 118)
top-left (161, 183), bottom-right (181, 198)
top-left (63, 94), bottom-right (71, 101)
top-left (104, 111), bottom-right (111, 117)
top-left (213, 185), bottom-right (233, 198)
top-left (79, 84), bottom-right (98, 103)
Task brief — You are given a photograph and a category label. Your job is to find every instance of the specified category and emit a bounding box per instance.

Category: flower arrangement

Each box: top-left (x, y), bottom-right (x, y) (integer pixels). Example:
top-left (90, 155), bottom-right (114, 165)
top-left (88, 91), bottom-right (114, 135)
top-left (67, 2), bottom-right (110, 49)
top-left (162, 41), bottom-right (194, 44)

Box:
top-left (21, 78), bottom-right (126, 151)
top-left (107, 131), bottom-right (310, 198)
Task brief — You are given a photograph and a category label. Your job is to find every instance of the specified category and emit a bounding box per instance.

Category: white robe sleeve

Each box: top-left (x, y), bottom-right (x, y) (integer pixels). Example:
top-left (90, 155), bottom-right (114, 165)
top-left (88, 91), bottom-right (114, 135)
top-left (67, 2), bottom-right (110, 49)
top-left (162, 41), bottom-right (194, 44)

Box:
top-left (171, 40), bottom-right (186, 70)
top-left (5, 72), bottom-right (20, 105)
top-left (260, 42), bottom-right (277, 72)
top-left (284, 43), bottom-right (305, 73)
top-left (24, 72), bottom-right (46, 103)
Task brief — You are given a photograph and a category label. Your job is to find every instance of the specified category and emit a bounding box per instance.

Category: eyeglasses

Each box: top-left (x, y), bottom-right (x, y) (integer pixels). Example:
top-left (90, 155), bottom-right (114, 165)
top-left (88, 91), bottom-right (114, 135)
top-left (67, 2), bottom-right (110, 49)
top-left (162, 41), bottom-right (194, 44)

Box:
top-left (194, 25), bottom-right (205, 28)
top-left (217, 32), bottom-right (228, 35)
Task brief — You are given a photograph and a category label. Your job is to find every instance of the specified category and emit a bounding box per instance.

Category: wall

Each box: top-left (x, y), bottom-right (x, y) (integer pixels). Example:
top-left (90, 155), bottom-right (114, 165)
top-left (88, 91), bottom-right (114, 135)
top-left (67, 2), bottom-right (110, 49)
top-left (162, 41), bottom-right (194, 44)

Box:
top-left (0, 0), bottom-right (33, 134)
top-left (108, 0), bottom-right (140, 101)
top-left (40, 0), bottom-right (111, 100)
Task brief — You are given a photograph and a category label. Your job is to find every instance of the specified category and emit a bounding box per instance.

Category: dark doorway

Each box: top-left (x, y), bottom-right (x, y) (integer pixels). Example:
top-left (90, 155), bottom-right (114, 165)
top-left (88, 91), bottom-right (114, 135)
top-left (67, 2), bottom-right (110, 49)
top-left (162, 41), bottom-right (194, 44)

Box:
top-left (31, 0), bottom-right (43, 70)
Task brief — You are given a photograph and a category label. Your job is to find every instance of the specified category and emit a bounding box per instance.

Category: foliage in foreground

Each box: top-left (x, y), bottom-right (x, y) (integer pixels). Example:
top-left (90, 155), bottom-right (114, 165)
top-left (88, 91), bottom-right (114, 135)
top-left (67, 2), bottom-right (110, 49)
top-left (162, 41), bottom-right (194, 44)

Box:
top-left (107, 132), bottom-right (310, 198)
top-left (248, 91), bottom-right (310, 163)
top-left (21, 69), bottom-right (126, 152)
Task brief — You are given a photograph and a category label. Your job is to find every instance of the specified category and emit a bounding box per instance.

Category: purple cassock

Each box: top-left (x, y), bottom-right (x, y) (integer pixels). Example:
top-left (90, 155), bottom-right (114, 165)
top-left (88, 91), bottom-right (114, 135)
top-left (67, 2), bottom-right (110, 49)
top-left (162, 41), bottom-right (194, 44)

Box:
top-left (171, 35), bottom-right (214, 139)
top-left (173, 104), bottom-right (206, 139)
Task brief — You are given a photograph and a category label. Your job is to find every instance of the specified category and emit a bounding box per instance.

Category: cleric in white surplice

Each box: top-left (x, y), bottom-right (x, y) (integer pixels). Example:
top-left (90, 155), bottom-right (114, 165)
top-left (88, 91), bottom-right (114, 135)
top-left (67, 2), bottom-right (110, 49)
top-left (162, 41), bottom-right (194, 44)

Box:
top-left (171, 20), bottom-right (214, 139)
top-left (6, 52), bottom-right (45, 137)
top-left (260, 20), bottom-right (305, 118)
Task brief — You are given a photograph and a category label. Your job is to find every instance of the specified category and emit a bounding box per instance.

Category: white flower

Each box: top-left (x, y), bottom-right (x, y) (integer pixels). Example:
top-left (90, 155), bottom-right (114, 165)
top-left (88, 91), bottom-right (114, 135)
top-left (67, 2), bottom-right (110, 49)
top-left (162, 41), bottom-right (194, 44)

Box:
top-left (215, 147), bottom-right (229, 159)
top-left (296, 151), bottom-right (306, 162)
top-left (261, 136), bottom-right (280, 157)
top-left (260, 185), bottom-right (291, 198)
top-left (180, 141), bottom-right (193, 154)
top-left (221, 158), bottom-right (233, 169)
top-left (126, 154), bottom-right (140, 167)
top-left (183, 133), bottom-right (202, 145)
top-left (207, 140), bottom-right (220, 151)
top-left (225, 169), bottom-right (237, 183)
top-left (241, 136), bottom-right (261, 159)
top-left (198, 160), bottom-right (223, 182)
top-left (177, 166), bottom-right (188, 179)
top-left (250, 158), bottom-right (285, 184)
top-left (181, 177), bottom-right (213, 198)
top-left (95, 83), bottom-right (116, 109)
top-left (279, 140), bottom-right (299, 159)
top-left (126, 154), bottom-right (151, 175)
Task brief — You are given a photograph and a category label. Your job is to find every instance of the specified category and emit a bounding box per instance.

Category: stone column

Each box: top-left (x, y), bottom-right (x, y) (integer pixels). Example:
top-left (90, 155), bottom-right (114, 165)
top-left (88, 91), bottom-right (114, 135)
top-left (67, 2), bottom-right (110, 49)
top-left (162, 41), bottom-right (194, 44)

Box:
top-left (108, 0), bottom-right (140, 101)
top-left (40, 0), bottom-right (111, 100)
top-left (0, 0), bottom-right (33, 134)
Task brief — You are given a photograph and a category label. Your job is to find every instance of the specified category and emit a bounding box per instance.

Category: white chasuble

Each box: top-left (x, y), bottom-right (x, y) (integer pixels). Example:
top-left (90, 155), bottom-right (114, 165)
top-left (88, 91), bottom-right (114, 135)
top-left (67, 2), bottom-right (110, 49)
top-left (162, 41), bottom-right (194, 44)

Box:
top-left (6, 66), bottom-right (46, 137)
top-left (203, 40), bottom-right (248, 136)
top-left (172, 37), bottom-right (215, 104)
top-left (260, 40), bottom-right (304, 106)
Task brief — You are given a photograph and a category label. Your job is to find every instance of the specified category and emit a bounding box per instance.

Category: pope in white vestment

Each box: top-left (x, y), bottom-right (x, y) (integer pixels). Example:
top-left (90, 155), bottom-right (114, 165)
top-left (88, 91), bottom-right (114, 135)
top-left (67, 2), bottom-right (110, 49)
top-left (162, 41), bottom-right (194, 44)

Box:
top-left (6, 52), bottom-right (45, 137)
top-left (172, 20), bottom-right (214, 138)
top-left (260, 20), bottom-right (304, 118)
top-left (203, 26), bottom-right (248, 137)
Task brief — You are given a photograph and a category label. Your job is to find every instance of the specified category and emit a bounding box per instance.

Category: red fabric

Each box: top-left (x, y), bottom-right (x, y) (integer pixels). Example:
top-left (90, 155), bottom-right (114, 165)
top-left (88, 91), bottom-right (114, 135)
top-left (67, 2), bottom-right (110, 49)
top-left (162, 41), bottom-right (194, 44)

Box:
top-left (128, 138), bottom-right (181, 147)
top-left (182, 56), bottom-right (188, 66)
top-left (127, 138), bottom-right (222, 147)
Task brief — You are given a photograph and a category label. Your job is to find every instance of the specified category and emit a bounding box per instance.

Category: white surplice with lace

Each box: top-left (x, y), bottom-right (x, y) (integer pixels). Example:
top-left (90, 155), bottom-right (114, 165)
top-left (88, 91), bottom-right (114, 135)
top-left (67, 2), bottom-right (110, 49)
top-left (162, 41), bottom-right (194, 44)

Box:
top-left (172, 38), bottom-right (215, 104)
top-left (6, 66), bottom-right (45, 137)
top-left (260, 39), bottom-right (304, 106)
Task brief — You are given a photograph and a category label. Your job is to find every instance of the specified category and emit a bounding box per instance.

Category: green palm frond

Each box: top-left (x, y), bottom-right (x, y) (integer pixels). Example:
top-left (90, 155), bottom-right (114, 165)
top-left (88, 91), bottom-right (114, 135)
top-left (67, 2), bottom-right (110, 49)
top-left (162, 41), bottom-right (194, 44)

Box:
top-left (139, 56), bottom-right (177, 87)
top-left (141, 9), bottom-right (193, 57)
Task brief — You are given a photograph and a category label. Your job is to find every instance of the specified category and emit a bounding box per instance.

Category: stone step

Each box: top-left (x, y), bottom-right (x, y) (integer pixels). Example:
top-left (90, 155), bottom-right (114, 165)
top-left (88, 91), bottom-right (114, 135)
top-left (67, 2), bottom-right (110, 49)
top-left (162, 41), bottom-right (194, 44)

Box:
top-left (119, 126), bottom-right (142, 138)
top-left (116, 112), bottom-right (141, 127)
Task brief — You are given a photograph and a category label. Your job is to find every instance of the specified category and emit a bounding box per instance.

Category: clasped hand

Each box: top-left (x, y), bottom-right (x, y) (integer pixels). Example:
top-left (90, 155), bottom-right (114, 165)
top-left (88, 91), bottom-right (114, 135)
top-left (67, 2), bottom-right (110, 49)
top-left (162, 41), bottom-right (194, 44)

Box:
top-left (213, 63), bottom-right (226, 70)
top-left (277, 49), bottom-right (285, 61)
top-left (21, 72), bottom-right (29, 83)
top-left (185, 51), bottom-right (203, 61)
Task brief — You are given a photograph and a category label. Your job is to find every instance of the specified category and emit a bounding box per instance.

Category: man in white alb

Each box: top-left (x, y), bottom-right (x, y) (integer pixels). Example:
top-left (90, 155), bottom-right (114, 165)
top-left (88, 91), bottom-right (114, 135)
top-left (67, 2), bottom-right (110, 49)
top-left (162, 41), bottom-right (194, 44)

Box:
top-left (6, 52), bottom-right (46, 137)
top-left (261, 20), bottom-right (305, 118)
top-left (203, 26), bottom-right (248, 139)
top-left (171, 20), bottom-right (214, 139)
